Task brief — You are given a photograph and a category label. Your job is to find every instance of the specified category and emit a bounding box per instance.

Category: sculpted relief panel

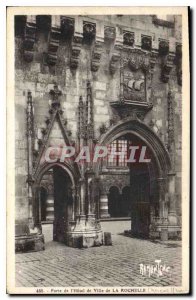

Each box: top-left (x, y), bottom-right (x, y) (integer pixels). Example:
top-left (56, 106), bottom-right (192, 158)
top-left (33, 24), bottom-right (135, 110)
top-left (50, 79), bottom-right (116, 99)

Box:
top-left (122, 49), bottom-right (154, 103)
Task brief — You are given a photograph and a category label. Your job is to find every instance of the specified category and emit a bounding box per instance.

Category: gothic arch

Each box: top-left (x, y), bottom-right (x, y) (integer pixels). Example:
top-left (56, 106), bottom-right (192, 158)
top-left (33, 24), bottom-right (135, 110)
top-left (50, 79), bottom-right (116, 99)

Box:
top-left (96, 118), bottom-right (171, 177)
top-left (108, 185), bottom-right (120, 194)
top-left (34, 161), bottom-right (78, 188)
top-left (32, 108), bottom-right (81, 182)
top-left (122, 185), bottom-right (131, 194)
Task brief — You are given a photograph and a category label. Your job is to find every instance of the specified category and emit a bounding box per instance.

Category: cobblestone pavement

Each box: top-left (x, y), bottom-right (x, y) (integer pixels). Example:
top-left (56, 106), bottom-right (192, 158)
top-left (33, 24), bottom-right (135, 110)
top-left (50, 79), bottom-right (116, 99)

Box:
top-left (15, 234), bottom-right (181, 287)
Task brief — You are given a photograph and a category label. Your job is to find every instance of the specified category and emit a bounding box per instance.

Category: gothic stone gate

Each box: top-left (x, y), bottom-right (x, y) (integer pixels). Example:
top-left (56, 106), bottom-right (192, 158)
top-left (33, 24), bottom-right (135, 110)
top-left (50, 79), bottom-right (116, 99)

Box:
top-left (32, 161), bottom-right (103, 248)
top-left (34, 164), bottom-right (75, 243)
top-left (96, 118), bottom-right (180, 239)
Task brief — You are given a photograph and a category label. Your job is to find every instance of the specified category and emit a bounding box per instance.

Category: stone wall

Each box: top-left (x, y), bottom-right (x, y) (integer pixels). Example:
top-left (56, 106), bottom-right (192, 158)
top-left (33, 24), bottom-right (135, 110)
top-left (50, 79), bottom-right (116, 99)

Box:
top-left (15, 14), bottom-right (182, 223)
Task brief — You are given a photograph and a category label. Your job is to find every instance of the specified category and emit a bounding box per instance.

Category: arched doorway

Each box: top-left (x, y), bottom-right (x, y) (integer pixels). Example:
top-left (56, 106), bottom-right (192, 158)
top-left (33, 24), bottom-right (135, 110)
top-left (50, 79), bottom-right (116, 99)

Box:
top-left (96, 118), bottom-right (171, 239)
top-left (53, 166), bottom-right (73, 242)
top-left (108, 186), bottom-right (120, 217)
top-left (106, 133), bottom-right (157, 237)
top-left (129, 162), bottom-right (151, 238)
top-left (108, 186), bottom-right (131, 217)
top-left (34, 163), bottom-right (76, 244)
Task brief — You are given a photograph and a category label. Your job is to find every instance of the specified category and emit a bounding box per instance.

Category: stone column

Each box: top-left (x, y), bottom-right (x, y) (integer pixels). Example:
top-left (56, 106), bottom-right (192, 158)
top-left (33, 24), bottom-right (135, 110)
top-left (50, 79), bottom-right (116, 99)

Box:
top-left (27, 177), bottom-right (34, 229)
top-left (33, 186), bottom-right (42, 234)
top-left (70, 183), bottom-right (85, 230)
top-left (75, 184), bottom-right (80, 217)
top-left (168, 172), bottom-right (178, 225)
top-left (86, 169), bottom-right (96, 216)
top-left (87, 179), bottom-right (93, 216)
top-left (71, 186), bottom-right (76, 221)
top-left (26, 91), bottom-right (35, 229)
top-left (46, 184), bottom-right (54, 221)
top-left (157, 177), bottom-right (169, 241)
top-left (157, 178), bottom-right (168, 222)
top-left (99, 186), bottom-right (110, 218)
top-left (80, 178), bottom-right (86, 216)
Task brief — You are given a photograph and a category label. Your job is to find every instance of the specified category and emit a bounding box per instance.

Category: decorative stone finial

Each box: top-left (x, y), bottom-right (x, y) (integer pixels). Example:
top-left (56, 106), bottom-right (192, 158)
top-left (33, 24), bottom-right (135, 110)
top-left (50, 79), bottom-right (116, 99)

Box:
top-left (49, 84), bottom-right (62, 108)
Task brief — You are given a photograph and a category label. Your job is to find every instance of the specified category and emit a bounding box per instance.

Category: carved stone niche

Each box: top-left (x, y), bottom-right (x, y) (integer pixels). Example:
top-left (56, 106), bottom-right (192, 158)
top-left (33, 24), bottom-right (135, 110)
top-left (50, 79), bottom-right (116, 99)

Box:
top-left (175, 43), bottom-right (182, 86)
top-left (161, 54), bottom-right (175, 83)
top-left (141, 35), bottom-right (152, 51)
top-left (159, 39), bottom-right (169, 56)
top-left (23, 16), bottom-right (36, 62)
top-left (83, 22), bottom-right (96, 44)
top-left (47, 16), bottom-right (61, 66)
top-left (123, 31), bottom-right (135, 47)
top-left (70, 34), bottom-right (83, 69)
top-left (104, 26), bottom-right (116, 41)
top-left (91, 40), bottom-right (103, 72)
top-left (61, 16), bottom-right (74, 39)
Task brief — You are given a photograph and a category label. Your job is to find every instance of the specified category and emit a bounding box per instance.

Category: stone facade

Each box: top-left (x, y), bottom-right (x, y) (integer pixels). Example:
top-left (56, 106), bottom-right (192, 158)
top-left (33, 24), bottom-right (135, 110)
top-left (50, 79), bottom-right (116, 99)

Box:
top-left (14, 14), bottom-right (182, 251)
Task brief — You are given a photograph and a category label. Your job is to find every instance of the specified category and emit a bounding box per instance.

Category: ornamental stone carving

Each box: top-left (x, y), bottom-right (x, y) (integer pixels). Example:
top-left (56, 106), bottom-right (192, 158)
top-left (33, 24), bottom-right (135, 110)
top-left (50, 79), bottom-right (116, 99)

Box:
top-left (23, 16), bottom-right (36, 62)
top-left (175, 43), bottom-right (182, 86)
top-left (159, 39), bottom-right (169, 56)
top-left (91, 40), bottom-right (103, 72)
top-left (49, 84), bottom-right (62, 108)
top-left (47, 16), bottom-right (61, 65)
top-left (109, 27), bottom-right (123, 74)
top-left (70, 33), bottom-right (83, 69)
top-left (83, 22), bottom-right (96, 44)
top-left (110, 48), bottom-right (157, 120)
top-left (152, 15), bottom-right (174, 28)
top-left (61, 16), bottom-right (74, 38)
top-left (167, 91), bottom-right (175, 169)
top-left (141, 35), bottom-right (152, 51)
top-left (104, 26), bottom-right (116, 41)
top-left (100, 174), bottom-right (130, 194)
top-left (123, 31), bottom-right (134, 47)
top-left (161, 54), bottom-right (175, 83)
top-left (122, 49), bottom-right (156, 102)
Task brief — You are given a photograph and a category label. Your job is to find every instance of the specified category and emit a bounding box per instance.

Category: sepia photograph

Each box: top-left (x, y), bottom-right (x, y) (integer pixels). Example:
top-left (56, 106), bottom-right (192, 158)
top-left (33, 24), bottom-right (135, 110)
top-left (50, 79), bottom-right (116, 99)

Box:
top-left (6, 6), bottom-right (190, 294)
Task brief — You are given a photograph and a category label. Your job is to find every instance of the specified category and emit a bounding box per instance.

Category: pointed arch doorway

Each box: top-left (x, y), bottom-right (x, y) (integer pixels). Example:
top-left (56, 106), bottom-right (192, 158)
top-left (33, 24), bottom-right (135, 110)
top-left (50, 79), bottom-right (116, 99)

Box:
top-left (34, 163), bottom-right (76, 244)
top-left (96, 118), bottom-right (178, 239)
top-left (105, 133), bottom-right (158, 238)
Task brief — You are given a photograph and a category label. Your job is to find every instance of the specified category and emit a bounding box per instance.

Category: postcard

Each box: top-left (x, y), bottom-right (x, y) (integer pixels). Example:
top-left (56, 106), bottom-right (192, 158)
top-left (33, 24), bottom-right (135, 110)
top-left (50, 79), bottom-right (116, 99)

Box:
top-left (7, 6), bottom-right (190, 294)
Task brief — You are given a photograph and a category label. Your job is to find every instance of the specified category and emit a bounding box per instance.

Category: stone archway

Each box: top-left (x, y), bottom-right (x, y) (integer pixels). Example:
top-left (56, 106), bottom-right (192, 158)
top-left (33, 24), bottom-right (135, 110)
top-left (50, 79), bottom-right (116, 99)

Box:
top-left (33, 162), bottom-right (77, 244)
top-left (97, 118), bottom-right (171, 176)
top-left (95, 118), bottom-right (176, 239)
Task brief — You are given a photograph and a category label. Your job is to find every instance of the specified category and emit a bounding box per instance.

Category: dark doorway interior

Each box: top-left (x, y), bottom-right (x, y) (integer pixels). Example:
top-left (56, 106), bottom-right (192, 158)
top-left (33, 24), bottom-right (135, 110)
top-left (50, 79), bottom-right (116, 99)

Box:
top-left (129, 165), bottom-right (150, 238)
top-left (53, 166), bottom-right (73, 243)
top-left (108, 186), bottom-right (131, 217)
top-left (106, 133), bottom-right (156, 237)
top-left (38, 166), bottom-right (73, 243)
top-left (40, 187), bottom-right (47, 222)
top-left (108, 186), bottom-right (120, 217)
